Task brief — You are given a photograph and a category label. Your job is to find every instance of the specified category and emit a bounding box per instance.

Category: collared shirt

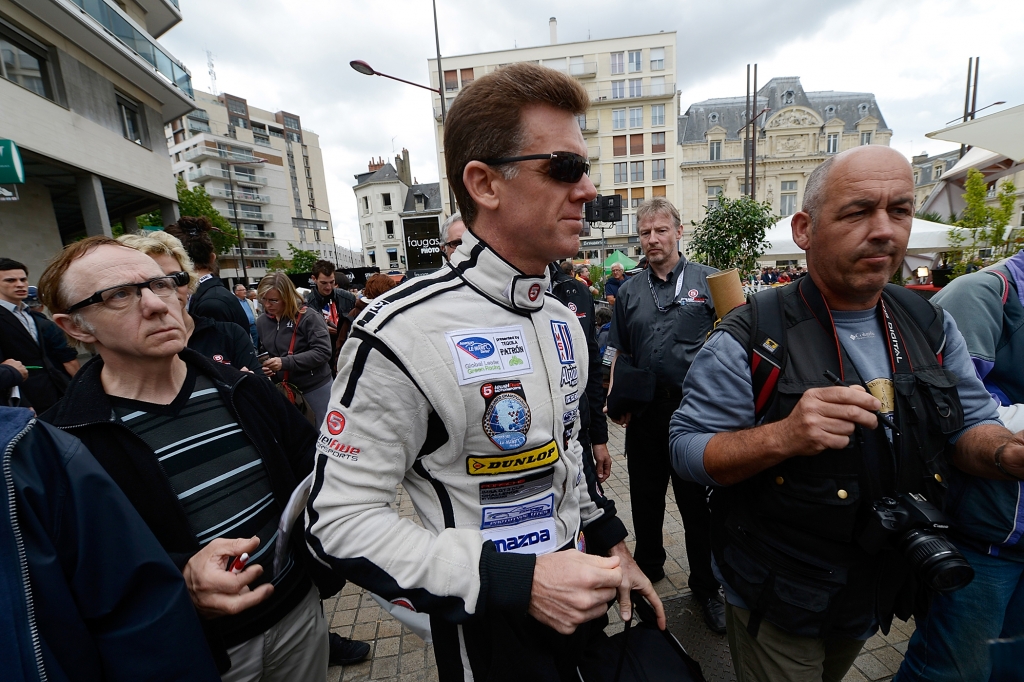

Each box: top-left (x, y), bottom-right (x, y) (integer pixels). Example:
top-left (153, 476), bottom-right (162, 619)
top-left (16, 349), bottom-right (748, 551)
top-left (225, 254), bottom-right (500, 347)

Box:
top-left (608, 254), bottom-right (718, 389)
top-left (0, 299), bottom-right (39, 344)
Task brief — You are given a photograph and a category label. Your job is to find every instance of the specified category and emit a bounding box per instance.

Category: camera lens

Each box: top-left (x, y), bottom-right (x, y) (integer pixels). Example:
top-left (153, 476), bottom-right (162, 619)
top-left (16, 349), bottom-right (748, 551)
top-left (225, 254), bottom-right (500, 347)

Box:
top-left (901, 529), bottom-right (974, 593)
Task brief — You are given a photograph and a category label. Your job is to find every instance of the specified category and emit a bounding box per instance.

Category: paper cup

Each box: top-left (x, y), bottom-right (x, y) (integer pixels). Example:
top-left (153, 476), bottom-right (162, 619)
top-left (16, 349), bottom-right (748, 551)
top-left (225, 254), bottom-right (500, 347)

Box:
top-left (706, 268), bottom-right (746, 319)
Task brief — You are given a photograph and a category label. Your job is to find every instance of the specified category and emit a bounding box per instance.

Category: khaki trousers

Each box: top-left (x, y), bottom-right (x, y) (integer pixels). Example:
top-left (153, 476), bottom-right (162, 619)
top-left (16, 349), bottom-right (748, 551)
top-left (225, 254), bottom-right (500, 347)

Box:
top-left (726, 603), bottom-right (865, 682)
top-left (222, 585), bottom-right (328, 682)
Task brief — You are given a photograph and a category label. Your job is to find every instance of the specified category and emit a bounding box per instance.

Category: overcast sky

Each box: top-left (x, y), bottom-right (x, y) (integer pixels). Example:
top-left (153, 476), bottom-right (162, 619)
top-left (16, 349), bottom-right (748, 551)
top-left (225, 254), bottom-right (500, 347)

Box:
top-left (161, 0), bottom-right (1023, 249)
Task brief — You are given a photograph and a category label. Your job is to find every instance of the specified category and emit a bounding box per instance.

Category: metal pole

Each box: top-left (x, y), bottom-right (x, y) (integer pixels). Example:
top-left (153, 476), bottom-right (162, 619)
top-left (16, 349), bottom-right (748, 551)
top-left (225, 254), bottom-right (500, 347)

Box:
top-left (751, 64), bottom-right (757, 202)
top-left (229, 167), bottom-right (248, 283)
top-left (960, 57), bottom-right (973, 159)
top-left (433, 0), bottom-right (458, 214)
top-left (970, 56), bottom-right (980, 120)
top-left (744, 64), bottom-right (751, 198)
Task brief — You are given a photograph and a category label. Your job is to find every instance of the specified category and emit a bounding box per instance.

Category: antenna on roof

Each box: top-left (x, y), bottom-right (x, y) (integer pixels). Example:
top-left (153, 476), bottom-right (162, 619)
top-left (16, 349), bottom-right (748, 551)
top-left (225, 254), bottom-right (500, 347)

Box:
top-left (206, 49), bottom-right (218, 96)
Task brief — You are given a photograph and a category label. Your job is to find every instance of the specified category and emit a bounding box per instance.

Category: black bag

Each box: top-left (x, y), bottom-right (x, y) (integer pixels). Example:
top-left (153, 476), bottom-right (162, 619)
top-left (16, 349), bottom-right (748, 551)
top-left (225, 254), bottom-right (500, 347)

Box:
top-left (578, 593), bottom-right (706, 682)
top-left (606, 358), bottom-right (657, 421)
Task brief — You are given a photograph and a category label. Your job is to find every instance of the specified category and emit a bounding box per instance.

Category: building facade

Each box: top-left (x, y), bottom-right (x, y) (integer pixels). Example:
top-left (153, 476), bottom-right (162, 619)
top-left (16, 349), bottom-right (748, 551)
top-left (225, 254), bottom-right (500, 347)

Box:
top-left (165, 89), bottom-right (340, 284)
top-left (0, 0), bottom-right (194, 277)
top-left (353, 149), bottom-right (443, 275)
top-left (911, 149), bottom-right (961, 213)
top-left (427, 21), bottom-right (678, 261)
top-left (677, 76), bottom-right (891, 246)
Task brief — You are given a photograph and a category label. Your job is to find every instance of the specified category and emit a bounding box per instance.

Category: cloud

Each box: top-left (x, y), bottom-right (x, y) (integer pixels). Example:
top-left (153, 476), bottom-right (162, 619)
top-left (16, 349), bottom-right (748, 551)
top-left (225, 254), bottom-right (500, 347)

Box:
top-left (160, 0), bottom-right (1023, 247)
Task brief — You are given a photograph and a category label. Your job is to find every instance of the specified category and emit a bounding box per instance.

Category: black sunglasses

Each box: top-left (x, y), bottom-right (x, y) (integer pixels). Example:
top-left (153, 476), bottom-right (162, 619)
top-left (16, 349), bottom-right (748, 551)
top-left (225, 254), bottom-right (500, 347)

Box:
top-left (66, 271), bottom-right (191, 313)
top-left (479, 151), bottom-right (590, 184)
top-left (443, 239), bottom-right (462, 250)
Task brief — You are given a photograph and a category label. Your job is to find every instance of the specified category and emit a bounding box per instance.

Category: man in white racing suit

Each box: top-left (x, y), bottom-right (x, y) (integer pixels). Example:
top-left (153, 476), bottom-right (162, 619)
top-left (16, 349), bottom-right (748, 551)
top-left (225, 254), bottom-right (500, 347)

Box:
top-left (306, 62), bottom-right (663, 681)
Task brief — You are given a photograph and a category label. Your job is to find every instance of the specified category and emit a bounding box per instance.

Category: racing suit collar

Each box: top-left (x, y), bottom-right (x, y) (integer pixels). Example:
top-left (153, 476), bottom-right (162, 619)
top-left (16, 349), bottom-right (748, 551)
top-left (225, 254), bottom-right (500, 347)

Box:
top-left (453, 229), bottom-right (550, 314)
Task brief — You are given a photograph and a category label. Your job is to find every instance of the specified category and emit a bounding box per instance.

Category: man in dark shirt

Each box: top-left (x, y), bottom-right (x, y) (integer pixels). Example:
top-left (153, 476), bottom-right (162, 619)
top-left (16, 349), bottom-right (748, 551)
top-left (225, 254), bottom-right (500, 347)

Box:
top-left (36, 236), bottom-right (353, 680)
top-left (607, 196), bottom-right (725, 633)
top-left (604, 262), bottom-right (629, 304)
top-left (305, 260), bottom-right (356, 377)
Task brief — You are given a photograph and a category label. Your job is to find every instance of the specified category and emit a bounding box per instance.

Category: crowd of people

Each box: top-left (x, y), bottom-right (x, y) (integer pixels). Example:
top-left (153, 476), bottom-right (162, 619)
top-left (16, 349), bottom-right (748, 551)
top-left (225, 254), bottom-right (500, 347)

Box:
top-left (3, 60), bottom-right (1024, 682)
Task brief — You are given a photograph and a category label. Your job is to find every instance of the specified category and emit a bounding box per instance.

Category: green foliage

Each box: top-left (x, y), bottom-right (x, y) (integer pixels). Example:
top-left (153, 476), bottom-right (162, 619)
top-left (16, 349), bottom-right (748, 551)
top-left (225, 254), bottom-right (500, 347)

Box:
top-left (915, 211), bottom-right (951, 225)
top-left (173, 178), bottom-right (237, 255)
top-left (589, 265), bottom-right (605, 298)
top-left (285, 244), bottom-right (318, 275)
top-left (946, 169), bottom-right (1021, 279)
top-left (687, 196), bottom-right (777, 272)
top-left (267, 255), bottom-right (288, 272)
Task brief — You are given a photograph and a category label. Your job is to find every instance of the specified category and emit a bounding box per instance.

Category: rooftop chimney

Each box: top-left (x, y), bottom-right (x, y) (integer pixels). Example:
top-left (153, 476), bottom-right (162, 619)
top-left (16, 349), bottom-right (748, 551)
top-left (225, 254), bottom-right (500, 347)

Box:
top-left (549, 17), bottom-right (557, 45)
top-left (395, 148), bottom-right (412, 186)
top-left (368, 156), bottom-right (384, 172)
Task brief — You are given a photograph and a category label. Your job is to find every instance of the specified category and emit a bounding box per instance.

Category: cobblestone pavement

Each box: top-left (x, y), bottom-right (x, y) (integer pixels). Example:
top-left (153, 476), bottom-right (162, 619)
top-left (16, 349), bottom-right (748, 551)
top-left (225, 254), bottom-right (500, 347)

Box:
top-left (322, 424), bottom-right (914, 682)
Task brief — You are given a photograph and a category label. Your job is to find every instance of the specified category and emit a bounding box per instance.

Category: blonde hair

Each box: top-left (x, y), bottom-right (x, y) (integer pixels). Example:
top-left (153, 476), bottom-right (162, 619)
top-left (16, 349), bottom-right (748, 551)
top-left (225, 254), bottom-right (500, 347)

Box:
top-left (117, 231), bottom-right (200, 293)
top-left (636, 196), bottom-right (681, 230)
top-left (257, 272), bottom-right (303, 322)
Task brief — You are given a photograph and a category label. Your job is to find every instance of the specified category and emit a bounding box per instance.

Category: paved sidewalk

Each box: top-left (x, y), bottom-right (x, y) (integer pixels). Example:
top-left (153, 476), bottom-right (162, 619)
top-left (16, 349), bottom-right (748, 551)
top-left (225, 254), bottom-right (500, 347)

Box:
top-left (322, 423), bottom-right (914, 682)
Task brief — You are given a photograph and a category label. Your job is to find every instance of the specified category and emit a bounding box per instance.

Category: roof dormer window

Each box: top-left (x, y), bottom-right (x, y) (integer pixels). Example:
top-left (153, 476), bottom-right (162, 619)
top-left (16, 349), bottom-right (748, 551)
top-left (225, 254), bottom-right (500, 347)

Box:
top-left (783, 90), bottom-right (794, 105)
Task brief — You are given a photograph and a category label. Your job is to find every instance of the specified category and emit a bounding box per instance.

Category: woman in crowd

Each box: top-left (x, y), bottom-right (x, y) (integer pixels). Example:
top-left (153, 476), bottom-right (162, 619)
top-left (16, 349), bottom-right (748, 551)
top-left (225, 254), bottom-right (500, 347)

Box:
top-left (117, 233), bottom-right (260, 373)
top-left (256, 273), bottom-right (333, 425)
top-left (347, 273), bottom-right (398, 320)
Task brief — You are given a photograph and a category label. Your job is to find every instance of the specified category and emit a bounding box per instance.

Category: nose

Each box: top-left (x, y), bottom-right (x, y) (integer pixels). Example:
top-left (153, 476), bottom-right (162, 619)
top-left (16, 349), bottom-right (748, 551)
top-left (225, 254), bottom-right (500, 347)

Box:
top-left (572, 172), bottom-right (598, 203)
top-left (139, 286), bottom-right (170, 315)
top-left (866, 207), bottom-right (897, 244)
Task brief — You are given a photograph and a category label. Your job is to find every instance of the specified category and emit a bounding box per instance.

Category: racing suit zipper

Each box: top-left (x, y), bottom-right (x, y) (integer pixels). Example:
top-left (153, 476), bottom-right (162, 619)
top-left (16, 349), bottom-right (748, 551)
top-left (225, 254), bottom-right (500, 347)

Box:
top-left (4, 418), bottom-right (48, 681)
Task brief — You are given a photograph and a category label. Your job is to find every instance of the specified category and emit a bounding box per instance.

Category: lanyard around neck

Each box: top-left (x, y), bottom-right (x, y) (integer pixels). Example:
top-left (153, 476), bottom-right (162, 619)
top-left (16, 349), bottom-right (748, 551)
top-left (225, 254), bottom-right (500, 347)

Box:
top-left (647, 263), bottom-right (686, 313)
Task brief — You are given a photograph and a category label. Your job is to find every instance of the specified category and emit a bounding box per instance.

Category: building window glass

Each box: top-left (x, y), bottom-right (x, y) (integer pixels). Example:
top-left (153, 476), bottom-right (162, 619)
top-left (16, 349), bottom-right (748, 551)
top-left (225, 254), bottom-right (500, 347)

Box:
top-left (612, 109), bottom-right (626, 130)
top-left (364, 223), bottom-right (372, 240)
top-left (444, 70), bottom-right (458, 91)
top-left (283, 115), bottom-right (300, 129)
top-left (861, 131), bottom-right (872, 146)
top-left (629, 134), bottom-right (643, 155)
top-left (652, 132), bottom-right (666, 153)
top-left (368, 250), bottom-right (376, 265)
top-left (610, 52), bottom-right (624, 74)
top-left (650, 47), bottom-right (665, 71)
top-left (611, 80), bottom-right (624, 99)
top-left (616, 214), bottom-right (629, 235)
top-left (629, 107), bottom-right (643, 128)
top-left (613, 162), bottom-right (628, 183)
top-left (576, 113), bottom-right (587, 130)
top-left (650, 76), bottom-right (666, 96)
top-left (117, 95), bottom-right (143, 145)
top-left (385, 220), bottom-right (394, 237)
top-left (362, 196), bottom-right (370, 214)
top-left (827, 133), bottom-right (839, 154)
top-left (629, 78), bottom-right (643, 98)
top-left (227, 100), bottom-right (247, 116)
top-left (707, 185), bottom-right (723, 209)
top-left (0, 29), bottom-right (52, 99)
top-left (630, 161), bottom-right (644, 182)
top-left (613, 135), bottom-right (626, 157)
top-left (652, 159), bottom-right (666, 180)
top-left (709, 141), bottom-right (722, 161)
top-left (569, 55), bottom-right (585, 75)
top-left (460, 68), bottom-right (474, 85)
top-left (651, 104), bottom-right (665, 126)
top-left (780, 181), bottom-right (798, 216)
top-left (934, 164), bottom-right (944, 179)
top-left (382, 193), bottom-right (392, 210)
top-left (628, 50), bottom-right (642, 72)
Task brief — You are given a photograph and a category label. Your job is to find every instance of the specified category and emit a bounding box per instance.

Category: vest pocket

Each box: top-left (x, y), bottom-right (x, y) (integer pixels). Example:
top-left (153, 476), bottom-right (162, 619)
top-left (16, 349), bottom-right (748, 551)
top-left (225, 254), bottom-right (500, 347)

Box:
top-left (757, 471), bottom-right (861, 543)
top-left (914, 369), bottom-right (965, 435)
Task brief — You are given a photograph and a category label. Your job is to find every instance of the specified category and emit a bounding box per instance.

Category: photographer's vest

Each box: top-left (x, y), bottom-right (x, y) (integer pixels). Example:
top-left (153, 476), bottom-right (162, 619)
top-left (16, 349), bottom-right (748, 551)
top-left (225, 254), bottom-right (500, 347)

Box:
top-left (713, 277), bottom-right (964, 639)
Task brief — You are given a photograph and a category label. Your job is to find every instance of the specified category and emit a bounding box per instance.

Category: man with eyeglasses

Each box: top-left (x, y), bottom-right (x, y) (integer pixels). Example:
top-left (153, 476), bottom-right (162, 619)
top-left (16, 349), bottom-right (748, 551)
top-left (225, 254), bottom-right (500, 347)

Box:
top-left (605, 196), bottom-right (725, 634)
top-left (440, 212), bottom-right (467, 262)
top-left (37, 236), bottom-right (346, 681)
top-left (308, 62), bottom-right (663, 680)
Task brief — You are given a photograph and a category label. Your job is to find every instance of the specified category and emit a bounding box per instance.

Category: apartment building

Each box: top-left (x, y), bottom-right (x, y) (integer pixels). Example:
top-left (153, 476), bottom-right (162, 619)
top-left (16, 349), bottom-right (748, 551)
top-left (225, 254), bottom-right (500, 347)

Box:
top-left (353, 149), bottom-right (444, 275)
top-left (428, 20), bottom-right (677, 260)
top-left (0, 0), bottom-right (194, 277)
top-left (911, 149), bottom-right (961, 212)
top-left (677, 76), bottom-right (891, 237)
top-left (165, 89), bottom-right (344, 283)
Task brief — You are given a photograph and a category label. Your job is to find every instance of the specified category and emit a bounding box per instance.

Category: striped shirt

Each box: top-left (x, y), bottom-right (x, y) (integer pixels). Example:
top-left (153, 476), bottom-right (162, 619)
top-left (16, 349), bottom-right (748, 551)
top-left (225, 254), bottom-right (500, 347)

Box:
top-left (111, 368), bottom-right (305, 644)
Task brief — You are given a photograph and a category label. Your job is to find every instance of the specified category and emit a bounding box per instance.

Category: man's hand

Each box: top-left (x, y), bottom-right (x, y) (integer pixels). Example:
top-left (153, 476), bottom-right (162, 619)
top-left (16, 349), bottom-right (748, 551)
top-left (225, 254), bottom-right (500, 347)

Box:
top-left (2, 358), bottom-right (28, 381)
top-left (605, 406), bottom-right (631, 427)
top-left (262, 357), bottom-right (283, 375)
top-left (608, 541), bottom-right (665, 628)
top-left (183, 537), bottom-right (274, 618)
top-left (593, 443), bottom-right (612, 483)
top-left (953, 424), bottom-right (1024, 480)
top-left (529, 550), bottom-right (622, 635)
top-left (781, 385), bottom-right (880, 457)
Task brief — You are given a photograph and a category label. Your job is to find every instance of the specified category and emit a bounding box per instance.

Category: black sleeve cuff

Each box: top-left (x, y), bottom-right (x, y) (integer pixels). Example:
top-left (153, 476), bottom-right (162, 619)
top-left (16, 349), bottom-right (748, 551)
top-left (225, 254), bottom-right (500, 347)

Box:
top-left (582, 513), bottom-right (628, 555)
top-left (477, 541), bottom-right (535, 614)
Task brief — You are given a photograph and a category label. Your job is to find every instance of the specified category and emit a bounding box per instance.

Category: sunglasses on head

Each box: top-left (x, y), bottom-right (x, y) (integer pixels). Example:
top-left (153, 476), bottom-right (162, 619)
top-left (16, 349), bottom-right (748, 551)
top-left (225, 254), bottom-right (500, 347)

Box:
top-left (479, 151), bottom-right (590, 184)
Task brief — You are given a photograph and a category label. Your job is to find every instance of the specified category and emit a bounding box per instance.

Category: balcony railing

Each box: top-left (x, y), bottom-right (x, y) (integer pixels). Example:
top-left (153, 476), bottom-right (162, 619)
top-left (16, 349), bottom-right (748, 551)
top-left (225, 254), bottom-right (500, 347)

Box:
top-left (242, 230), bottom-right (275, 240)
top-left (187, 167), bottom-right (269, 185)
top-left (188, 109), bottom-right (209, 121)
top-left (588, 145), bottom-right (600, 160)
top-left (226, 209), bottom-right (272, 222)
top-left (566, 62), bottom-right (598, 78)
top-left (69, 0), bottom-right (193, 96)
top-left (253, 136), bottom-right (272, 147)
top-left (227, 247), bottom-right (279, 257)
top-left (207, 188), bottom-right (271, 203)
top-left (590, 172), bottom-right (602, 187)
top-left (579, 117), bottom-right (599, 134)
top-left (184, 146), bottom-right (261, 163)
top-left (293, 218), bottom-right (330, 231)
top-left (187, 119), bottom-right (211, 133)
top-left (591, 82), bottom-right (675, 102)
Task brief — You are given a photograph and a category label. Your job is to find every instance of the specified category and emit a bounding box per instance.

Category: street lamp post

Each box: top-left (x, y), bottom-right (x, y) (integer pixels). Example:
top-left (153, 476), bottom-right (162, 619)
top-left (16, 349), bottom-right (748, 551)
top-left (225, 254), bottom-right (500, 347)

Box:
top-left (307, 202), bottom-right (357, 268)
top-left (224, 156), bottom-right (266, 284)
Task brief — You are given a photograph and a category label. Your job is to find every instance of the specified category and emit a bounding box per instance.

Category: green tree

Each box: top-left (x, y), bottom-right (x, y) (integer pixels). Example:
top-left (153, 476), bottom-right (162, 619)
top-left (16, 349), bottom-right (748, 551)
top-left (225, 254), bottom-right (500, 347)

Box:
top-left (285, 244), bottom-right (318, 274)
top-left (916, 211), bottom-right (951, 224)
top-left (947, 169), bottom-right (1020, 277)
top-left (267, 255), bottom-right (288, 272)
top-left (687, 196), bottom-right (776, 272)
top-left (122, 180), bottom-right (237, 255)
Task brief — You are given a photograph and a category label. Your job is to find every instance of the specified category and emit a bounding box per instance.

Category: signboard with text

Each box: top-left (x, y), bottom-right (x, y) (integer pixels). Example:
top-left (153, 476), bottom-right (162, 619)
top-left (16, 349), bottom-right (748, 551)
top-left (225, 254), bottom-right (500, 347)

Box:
top-left (404, 217), bottom-right (444, 272)
top-left (0, 139), bottom-right (26, 185)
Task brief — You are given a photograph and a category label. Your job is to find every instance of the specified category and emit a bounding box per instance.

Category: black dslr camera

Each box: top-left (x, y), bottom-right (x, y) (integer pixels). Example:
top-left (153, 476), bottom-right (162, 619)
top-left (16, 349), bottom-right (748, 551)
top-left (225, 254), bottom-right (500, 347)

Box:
top-left (858, 493), bottom-right (974, 593)
top-left (585, 194), bottom-right (622, 223)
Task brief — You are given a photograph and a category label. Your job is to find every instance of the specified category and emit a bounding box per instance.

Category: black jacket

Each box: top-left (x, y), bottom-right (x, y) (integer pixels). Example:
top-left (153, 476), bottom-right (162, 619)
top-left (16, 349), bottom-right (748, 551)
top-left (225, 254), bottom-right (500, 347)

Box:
top-left (0, 305), bottom-right (67, 412)
top-left (305, 286), bottom-right (356, 319)
top-left (190, 276), bottom-right (251, 333)
top-left (41, 348), bottom-right (344, 669)
top-left (1, 407), bottom-right (219, 682)
top-left (189, 314), bottom-right (261, 372)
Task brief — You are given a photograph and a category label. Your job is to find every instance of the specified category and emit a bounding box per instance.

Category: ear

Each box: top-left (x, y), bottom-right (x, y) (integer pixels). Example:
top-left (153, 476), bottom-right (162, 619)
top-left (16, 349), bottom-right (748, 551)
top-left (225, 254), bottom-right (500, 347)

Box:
top-left (462, 161), bottom-right (502, 214)
top-left (791, 211), bottom-right (812, 251)
top-left (53, 313), bottom-right (97, 345)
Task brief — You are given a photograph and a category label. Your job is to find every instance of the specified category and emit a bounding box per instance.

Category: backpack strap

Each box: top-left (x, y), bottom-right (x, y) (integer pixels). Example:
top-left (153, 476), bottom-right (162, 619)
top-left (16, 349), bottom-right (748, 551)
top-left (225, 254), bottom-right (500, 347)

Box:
top-left (282, 307), bottom-right (305, 384)
top-left (882, 284), bottom-right (946, 362)
top-left (749, 288), bottom-right (787, 422)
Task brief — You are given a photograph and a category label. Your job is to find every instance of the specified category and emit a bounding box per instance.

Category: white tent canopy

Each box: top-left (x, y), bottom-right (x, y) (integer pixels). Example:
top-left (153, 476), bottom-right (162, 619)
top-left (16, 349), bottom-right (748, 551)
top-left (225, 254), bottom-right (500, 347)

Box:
top-left (926, 104), bottom-right (1024, 163)
top-left (762, 215), bottom-right (952, 260)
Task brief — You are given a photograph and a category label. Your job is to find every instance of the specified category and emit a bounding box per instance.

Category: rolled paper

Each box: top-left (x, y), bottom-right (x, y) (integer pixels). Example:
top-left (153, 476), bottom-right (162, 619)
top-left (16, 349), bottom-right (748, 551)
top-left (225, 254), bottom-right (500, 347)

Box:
top-left (706, 268), bottom-right (746, 319)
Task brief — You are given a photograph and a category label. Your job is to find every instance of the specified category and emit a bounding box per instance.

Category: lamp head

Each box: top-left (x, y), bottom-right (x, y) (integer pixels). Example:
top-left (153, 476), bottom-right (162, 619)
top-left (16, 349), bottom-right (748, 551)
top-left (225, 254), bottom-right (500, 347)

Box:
top-left (350, 60), bottom-right (376, 76)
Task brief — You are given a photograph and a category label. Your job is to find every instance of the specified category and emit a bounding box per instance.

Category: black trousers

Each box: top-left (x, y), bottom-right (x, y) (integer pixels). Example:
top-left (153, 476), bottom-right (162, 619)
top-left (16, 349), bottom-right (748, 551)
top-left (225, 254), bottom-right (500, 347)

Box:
top-left (624, 396), bottom-right (720, 600)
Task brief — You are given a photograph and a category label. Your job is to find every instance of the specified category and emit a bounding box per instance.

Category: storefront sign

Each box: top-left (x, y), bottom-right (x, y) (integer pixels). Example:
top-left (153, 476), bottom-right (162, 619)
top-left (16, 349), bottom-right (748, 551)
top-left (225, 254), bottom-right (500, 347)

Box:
top-left (0, 140), bottom-right (25, 185)
top-left (404, 217), bottom-right (444, 271)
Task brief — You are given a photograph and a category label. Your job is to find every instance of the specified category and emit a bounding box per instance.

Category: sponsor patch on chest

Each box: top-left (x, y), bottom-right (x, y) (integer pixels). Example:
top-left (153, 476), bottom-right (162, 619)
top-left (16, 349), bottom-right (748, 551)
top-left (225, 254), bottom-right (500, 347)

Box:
top-left (481, 380), bottom-right (531, 451)
top-left (481, 518), bottom-right (558, 555)
top-left (480, 493), bottom-right (554, 529)
top-left (445, 325), bottom-right (533, 385)
top-left (467, 439), bottom-right (559, 475)
top-left (478, 469), bottom-right (554, 504)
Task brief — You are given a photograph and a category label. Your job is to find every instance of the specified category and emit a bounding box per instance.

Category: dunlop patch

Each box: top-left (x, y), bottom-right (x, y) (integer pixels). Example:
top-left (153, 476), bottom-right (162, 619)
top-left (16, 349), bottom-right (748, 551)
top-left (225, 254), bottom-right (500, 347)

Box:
top-left (467, 439), bottom-right (559, 475)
